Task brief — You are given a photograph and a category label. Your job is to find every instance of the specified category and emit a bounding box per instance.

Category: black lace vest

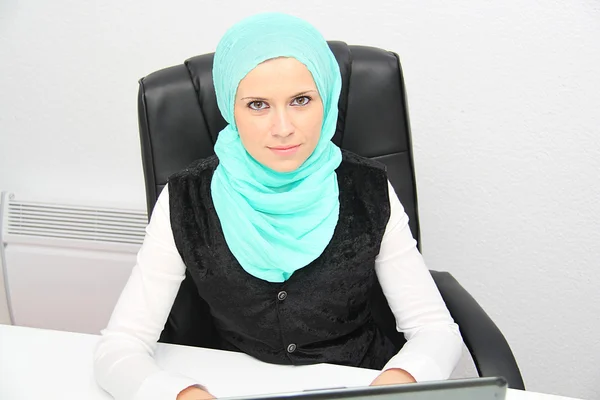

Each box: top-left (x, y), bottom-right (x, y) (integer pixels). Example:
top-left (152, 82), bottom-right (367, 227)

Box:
top-left (168, 150), bottom-right (396, 369)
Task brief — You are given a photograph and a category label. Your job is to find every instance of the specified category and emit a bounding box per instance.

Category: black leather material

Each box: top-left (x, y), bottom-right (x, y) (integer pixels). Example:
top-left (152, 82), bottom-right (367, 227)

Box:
top-left (431, 271), bottom-right (526, 390)
top-left (137, 41), bottom-right (525, 390)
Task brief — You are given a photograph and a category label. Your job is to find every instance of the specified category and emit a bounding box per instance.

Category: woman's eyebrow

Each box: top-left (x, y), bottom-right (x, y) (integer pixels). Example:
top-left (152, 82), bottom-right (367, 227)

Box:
top-left (240, 96), bottom-right (268, 101)
top-left (289, 90), bottom-right (317, 99)
top-left (240, 90), bottom-right (317, 101)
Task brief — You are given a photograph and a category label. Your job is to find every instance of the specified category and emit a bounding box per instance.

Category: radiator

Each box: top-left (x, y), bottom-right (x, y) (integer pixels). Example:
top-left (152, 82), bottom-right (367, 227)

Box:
top-left (0, 192), bottom-right (147, 334)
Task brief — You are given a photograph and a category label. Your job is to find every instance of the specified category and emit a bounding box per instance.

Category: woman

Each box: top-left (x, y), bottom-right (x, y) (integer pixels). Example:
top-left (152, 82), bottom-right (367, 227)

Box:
top-left (94, 12), bottom-right (463, 400)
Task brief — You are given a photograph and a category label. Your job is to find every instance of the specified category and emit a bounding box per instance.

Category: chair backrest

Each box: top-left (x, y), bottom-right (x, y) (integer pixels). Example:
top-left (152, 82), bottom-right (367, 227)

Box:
top-left (137, 41), bottom-right (420, 350)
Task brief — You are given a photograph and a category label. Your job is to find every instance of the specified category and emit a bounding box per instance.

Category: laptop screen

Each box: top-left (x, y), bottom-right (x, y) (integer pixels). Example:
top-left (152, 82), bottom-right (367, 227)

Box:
top-left (223, 377), bottom-right (507, 400)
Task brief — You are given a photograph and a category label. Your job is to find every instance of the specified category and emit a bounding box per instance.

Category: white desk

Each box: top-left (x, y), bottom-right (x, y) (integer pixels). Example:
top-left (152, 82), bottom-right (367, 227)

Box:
top-left (0, 325), bottom-right (580, 400)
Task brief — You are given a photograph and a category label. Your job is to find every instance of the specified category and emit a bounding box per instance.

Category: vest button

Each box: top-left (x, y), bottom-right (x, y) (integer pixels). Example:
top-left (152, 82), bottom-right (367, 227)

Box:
top-left (277, 291), bottom-right (287, 301)
top-left (287, 343), bottom-right (297, 353)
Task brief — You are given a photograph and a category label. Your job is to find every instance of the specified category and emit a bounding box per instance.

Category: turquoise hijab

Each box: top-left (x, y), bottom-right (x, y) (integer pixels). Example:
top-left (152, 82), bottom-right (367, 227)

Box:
top-left (211, 13), bottom-right (342, 282)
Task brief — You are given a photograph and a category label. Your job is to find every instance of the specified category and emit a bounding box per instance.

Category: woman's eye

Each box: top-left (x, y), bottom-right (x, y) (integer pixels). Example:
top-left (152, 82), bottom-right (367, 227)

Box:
top-left (248, 101), bottom-right (268, 110)
top-left (291, 96), bottom-right (311, 106)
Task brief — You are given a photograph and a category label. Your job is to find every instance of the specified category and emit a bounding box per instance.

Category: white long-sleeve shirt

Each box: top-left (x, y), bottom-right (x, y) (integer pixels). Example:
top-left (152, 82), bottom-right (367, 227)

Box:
top-left (93, 181), bottom-right (463, 400)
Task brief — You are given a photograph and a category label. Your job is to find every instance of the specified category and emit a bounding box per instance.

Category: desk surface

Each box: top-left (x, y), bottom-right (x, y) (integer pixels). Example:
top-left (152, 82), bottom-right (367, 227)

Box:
top-left (0, 325), bottom-right (580, 400)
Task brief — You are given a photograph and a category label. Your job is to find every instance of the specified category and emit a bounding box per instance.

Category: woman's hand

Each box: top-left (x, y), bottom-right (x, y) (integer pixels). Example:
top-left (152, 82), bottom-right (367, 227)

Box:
top-left (177, 385), bottom-right (216, 400)
top-left (370, 368), bottom-right (416, 386)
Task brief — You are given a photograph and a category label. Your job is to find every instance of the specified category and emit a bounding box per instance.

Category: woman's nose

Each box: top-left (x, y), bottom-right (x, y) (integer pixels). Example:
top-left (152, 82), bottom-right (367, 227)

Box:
top-left (271, 108), bottom-right (294, 137)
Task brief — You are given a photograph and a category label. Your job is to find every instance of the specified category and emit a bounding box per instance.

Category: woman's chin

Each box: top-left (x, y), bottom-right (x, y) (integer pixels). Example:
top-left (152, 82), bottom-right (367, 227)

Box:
top-left (260, 157), bottom-right (306, 173)
top-left (268, 160), bottom-right (303, 173)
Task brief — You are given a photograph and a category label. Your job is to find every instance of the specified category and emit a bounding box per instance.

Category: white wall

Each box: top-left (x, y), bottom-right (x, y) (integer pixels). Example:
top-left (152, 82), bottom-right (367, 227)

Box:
top-left (0, 250), bottom-right (11, 325)
top-left (1, 1), bottom-right (599, 398)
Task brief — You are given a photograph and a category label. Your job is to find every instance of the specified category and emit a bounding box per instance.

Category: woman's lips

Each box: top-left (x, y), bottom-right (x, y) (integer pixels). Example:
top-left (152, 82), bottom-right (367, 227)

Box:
top-left (268, 144), bottom-right (301, 155)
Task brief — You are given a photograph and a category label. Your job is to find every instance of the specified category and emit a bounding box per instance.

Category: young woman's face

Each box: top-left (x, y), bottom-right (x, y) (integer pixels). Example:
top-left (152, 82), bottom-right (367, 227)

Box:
top-left (234, 57), bottom-right (324, 173)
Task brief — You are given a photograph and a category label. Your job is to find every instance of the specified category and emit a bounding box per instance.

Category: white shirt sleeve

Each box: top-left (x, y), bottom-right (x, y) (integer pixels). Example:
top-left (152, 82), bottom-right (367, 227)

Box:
top-left (93, 185), bottom-right (204, 400)
top-left (375, 180), bottom-right (464, 382)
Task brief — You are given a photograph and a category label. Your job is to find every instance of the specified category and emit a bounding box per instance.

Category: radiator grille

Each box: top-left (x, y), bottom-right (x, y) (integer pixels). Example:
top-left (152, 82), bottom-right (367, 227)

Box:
top-left (5, 198), bottom-right (147, 245)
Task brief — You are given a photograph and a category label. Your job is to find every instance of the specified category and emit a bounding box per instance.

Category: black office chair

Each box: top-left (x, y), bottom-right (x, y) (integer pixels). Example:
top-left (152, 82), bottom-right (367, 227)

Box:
top-left (137, 41), bottom-right (525, 390)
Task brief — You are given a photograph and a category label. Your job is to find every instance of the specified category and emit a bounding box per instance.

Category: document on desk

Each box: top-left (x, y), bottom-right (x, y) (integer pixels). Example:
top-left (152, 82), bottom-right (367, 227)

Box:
top-left (224, 364), bottom-right (377, 398)
top-left (154, 343), bottom-right (380, 398)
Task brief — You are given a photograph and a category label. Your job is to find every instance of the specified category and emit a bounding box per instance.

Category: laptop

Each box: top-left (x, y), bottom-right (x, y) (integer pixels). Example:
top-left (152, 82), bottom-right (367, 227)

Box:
top-left (224, 377), bottom-right (507, 400)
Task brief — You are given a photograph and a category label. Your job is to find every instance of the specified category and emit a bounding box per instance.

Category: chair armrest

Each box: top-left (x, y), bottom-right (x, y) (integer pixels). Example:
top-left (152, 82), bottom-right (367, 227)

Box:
top-left (430, 270), bottom-right (526, 390)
